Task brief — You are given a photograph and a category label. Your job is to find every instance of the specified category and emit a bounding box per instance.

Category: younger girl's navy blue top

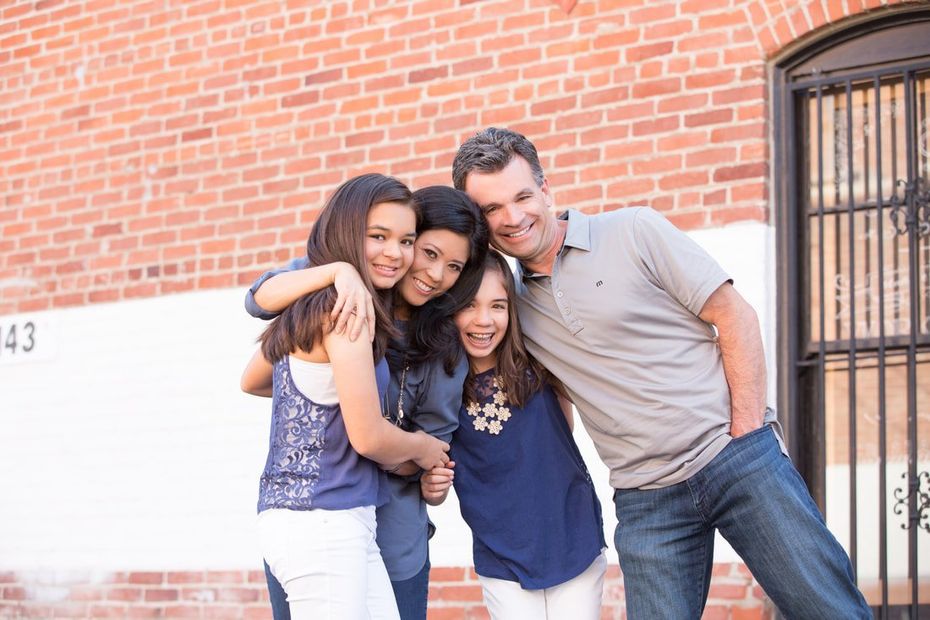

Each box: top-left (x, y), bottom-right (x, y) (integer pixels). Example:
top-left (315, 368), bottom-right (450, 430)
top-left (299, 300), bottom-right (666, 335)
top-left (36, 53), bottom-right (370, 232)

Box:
top-left (449, 368), bottom-right (605, 590)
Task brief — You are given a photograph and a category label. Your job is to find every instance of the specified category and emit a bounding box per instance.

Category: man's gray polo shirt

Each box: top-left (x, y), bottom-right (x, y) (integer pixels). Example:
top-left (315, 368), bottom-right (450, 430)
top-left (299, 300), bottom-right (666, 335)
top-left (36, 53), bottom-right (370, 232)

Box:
top-left (515, 207), bottom-right (776, 490)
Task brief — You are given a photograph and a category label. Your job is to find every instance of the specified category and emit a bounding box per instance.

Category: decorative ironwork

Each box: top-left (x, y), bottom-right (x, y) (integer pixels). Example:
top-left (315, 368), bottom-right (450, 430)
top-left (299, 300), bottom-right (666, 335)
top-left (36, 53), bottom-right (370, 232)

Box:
top-left (893, 470), bottom-right (930, 533)
top-left (889, 177), bottom-right (930, 237)
top-left (919, 178), bottom-right (930, 237)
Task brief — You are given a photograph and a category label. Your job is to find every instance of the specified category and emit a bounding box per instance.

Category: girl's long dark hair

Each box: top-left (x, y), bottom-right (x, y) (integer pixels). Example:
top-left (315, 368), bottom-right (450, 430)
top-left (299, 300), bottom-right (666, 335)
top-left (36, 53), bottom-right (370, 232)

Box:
top-left (260, 174), bottom-right (413, 363)
top-left (405, 186), bottom-right (489, 375)
top-left (461, 250), bottom-right (556, 408)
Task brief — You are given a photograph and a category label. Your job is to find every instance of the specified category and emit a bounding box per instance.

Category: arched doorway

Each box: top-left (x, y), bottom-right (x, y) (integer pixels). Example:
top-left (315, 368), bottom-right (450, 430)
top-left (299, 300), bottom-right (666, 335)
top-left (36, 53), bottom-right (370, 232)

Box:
top-left (775, 8), bottom-right (930, 617)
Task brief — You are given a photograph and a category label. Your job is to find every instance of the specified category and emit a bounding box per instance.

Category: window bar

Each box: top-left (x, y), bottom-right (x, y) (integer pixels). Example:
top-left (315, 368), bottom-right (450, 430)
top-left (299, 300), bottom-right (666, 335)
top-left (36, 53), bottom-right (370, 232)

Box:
top-left (914, 75), bottom-right (930, 342)
top-left (874, 75), bottom-right (889, 618)
top-left (903, 68), bottom-right (920, 620)
top-left (835, 89), bottom-right (844, 344)
top-left (816, 85), bottom-right (828, 513)
top-left (892, 86), bottom-right (903, 334)
top-left (845, 79), bottom-right (860, 575)
top-left (864, 90), bottom-right (873, 345)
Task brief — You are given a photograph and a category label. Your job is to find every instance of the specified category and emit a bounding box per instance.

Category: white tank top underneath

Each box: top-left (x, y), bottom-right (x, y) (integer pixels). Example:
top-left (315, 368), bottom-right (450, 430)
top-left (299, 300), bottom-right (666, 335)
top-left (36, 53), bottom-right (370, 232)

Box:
top-left (287, 355), bottom-right (338, 405)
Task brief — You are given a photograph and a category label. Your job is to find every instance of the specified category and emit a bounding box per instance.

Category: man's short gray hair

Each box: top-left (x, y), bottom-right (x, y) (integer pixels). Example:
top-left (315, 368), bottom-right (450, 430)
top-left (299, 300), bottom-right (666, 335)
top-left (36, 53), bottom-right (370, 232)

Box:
top-left (452, 127), bottom-right (545, 191)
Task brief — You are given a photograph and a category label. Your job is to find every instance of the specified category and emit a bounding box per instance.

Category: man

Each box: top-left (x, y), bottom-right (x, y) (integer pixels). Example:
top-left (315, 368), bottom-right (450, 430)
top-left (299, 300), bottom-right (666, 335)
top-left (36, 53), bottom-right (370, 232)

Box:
top-left (450, 127), bottom-right (870, 619)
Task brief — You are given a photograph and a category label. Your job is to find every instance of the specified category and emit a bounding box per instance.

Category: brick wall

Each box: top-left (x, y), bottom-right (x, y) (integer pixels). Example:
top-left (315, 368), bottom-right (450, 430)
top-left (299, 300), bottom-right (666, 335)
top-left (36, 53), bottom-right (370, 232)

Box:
top-left (0, 565), bottom-right (774, 619)
top-left (0, 0), bottom-right (913, 316)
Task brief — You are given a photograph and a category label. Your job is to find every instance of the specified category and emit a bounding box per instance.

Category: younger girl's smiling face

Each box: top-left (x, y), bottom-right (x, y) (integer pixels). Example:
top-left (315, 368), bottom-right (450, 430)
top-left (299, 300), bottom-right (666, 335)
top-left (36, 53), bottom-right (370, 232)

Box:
top-left (454, 267), bottom-right (509, 374)
top-left (365, 201), bottom-right (417, 290)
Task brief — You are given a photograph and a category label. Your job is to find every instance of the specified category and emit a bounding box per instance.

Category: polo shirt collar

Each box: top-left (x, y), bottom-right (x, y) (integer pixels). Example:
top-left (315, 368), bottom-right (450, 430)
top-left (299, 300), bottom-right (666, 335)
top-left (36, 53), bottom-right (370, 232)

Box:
top-left (560, 209), bottom-right (592, 252)
top-left (517, 209), bottom-right (591, 279)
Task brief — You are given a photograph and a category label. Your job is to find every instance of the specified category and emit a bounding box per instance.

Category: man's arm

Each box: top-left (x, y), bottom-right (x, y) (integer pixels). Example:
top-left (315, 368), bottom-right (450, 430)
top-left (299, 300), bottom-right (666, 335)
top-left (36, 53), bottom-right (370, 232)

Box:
top-left (698, 283), bottom-right (766, 438)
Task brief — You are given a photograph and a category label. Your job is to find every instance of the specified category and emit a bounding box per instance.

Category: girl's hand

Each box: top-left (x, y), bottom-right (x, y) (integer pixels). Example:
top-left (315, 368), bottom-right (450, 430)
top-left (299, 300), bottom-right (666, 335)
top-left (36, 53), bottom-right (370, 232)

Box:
top-left (420, 461), bottom-right (455, 505)
top-left (330, 262), bottom-right (375, 342)
top-left (412, 431), bottom-right (450, 471)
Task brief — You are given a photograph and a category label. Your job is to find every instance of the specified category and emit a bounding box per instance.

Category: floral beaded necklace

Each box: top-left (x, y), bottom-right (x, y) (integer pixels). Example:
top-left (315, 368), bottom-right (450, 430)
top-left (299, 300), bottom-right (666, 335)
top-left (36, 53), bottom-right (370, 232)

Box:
top-left (465, 375), bottom-right (512, 436)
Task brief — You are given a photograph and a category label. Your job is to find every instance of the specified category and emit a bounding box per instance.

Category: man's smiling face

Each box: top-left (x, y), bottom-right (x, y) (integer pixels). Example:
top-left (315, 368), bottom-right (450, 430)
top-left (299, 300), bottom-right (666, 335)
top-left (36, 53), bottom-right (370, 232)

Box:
top-left (463, 155), bottom-right (560, 265)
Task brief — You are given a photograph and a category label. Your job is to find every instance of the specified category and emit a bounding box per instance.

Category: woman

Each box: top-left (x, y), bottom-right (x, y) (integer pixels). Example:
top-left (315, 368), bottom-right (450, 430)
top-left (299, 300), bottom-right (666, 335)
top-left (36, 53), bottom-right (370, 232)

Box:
top-left (240, 174), bottom-right (450, 620)
top-left (244, 185), bottom-right (489, 620)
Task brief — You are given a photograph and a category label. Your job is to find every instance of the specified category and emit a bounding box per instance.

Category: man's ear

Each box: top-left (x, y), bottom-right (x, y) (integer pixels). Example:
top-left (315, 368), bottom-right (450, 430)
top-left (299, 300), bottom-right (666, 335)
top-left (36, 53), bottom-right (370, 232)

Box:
top-left (540, 177), bottom-right (552, 207)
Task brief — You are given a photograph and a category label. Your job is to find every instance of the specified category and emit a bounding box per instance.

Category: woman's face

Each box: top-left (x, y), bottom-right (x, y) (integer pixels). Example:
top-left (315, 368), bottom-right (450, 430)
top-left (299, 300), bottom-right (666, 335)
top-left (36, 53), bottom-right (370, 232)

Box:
top-left (454, 268), bottom-right (509, 374)
top-left (365, 201), bottom-right (417, 290)
top-left (397, 228), bottom-right (470, 307)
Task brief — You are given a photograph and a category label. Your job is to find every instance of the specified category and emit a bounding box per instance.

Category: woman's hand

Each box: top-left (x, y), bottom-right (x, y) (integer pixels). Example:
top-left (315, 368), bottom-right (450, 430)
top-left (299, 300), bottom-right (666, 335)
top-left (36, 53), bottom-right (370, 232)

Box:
top-left (330, 262), bottom-right (375, 342)
top-left (411, 431), bottom-right (450, 471)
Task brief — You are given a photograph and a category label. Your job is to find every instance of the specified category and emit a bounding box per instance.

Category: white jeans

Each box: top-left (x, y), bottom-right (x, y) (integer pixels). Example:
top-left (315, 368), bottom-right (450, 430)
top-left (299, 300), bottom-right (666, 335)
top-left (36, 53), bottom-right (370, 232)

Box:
top-left (258, 506), bottom-right (400, 620)
top-left (478, 551), bottom-right (607, 620)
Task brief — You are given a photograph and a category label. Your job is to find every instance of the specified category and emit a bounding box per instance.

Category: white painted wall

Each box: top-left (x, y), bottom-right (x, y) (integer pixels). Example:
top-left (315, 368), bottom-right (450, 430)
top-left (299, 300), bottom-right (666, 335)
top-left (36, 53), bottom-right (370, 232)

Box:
top-left (0, 222), bottom-right (776, 571)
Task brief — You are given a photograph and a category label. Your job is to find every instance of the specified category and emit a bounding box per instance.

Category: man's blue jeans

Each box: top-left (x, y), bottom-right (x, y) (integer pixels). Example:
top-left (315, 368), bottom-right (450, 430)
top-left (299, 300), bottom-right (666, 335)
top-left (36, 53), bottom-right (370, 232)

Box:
top-left (613, 425), bottom-right (872, 619)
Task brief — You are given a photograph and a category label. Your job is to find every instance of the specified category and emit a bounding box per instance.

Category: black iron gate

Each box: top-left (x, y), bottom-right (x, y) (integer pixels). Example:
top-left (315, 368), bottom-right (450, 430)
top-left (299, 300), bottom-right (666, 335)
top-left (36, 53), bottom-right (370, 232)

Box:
top-left (775, 11), bottom-right (930, 619)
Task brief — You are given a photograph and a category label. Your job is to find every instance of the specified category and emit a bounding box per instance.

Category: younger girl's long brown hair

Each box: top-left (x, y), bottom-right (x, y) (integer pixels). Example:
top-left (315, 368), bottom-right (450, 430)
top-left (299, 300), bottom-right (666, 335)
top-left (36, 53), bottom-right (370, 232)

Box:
top-left (461, 250), bottom-right (559, 408)
top-left (260, 174), bottom-right (414, 363)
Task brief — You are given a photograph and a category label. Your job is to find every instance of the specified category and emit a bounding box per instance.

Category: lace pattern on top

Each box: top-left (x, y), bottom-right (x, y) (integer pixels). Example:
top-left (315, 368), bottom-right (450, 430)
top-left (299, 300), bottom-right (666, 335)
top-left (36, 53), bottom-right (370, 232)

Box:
top-left (257, 359), bottom-right (338, 511)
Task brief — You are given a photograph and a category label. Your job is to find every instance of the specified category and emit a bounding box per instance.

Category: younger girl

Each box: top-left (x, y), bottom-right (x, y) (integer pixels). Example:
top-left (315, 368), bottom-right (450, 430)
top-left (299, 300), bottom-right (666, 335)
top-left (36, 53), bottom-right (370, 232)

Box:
top-left (421, 250), bottom-right (606, 619)
top-left (241, 174), bottom-right (449, 620)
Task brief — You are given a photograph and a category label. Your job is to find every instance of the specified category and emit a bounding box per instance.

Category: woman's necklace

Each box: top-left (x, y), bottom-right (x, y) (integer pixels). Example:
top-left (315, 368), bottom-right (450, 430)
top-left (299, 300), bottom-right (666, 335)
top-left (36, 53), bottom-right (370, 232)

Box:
top-left (465, 376), bottom-right (512, 436)
top-left (395, 357), bottom-right (409, 427)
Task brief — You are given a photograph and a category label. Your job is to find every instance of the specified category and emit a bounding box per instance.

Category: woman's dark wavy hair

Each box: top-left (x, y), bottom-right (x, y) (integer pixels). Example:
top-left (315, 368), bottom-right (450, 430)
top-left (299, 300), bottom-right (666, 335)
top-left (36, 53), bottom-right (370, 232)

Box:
top-left (404, 186), bottom-right (489, 375)
top-left (260, 174), bottom-right (414, 363)
top-left (460, 250), bottom-right (556, 409)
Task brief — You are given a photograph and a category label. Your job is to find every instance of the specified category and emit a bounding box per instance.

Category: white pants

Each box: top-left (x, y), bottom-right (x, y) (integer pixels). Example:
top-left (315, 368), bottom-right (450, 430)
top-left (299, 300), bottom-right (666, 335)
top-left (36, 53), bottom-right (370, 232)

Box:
top-left (478, 551), bottom-right (607, 620)
top-left (258, 506), bottom-right (400, 620)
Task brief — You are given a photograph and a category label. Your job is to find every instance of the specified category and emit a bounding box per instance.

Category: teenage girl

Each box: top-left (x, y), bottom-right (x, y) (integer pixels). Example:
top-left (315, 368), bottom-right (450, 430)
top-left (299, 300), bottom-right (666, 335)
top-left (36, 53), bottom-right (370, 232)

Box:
top-left (244, 186), bottom-right (489, 620)
top-left (240, 174), bottom-right (450, 620)
top-left (421, 250), bottom-right (607, 619)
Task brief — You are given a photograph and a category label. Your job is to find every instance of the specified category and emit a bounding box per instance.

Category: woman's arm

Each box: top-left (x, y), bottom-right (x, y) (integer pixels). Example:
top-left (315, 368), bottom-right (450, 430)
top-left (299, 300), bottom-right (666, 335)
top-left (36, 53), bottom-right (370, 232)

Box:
top-left (250, 261), bottom-right (375, 340)
top-left (241, 349), bottom-right (273, 397)
top-left (380, 356), bottom-right (468, 476)
top-left (325, 326), bottom-right (450, 469)
top-left (383, 461), bottom-right (420, 476)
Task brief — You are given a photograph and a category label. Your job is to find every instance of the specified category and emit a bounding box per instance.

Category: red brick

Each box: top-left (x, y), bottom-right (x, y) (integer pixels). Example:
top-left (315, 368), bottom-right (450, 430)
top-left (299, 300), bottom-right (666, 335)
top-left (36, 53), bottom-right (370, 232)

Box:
top-left (164, 605), bottom-right (202, 618)
top-left (632, 77), bottom-right (680, 98)
top-left (731, 606), bottom-right (766, 620)
top-left (282, 91), bottom-right (319, 108)
top-left (685, 109), bottom-right (733, 127)
top-left (713, 162), bottom-right (766, 182)
top-left (408, 66), bottom-right (448, 83)
top-left (659, 170), bottom-right (708, 190)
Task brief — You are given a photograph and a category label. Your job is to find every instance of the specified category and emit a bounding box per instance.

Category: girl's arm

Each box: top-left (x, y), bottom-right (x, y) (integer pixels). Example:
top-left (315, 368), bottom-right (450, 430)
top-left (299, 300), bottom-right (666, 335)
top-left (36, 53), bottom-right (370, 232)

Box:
top-left (325, 325), bottom-right (450, 469)
top-left (241, 349), bottom-right (274, 397)
top-left (250, 261), bottom-right (375, 340)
